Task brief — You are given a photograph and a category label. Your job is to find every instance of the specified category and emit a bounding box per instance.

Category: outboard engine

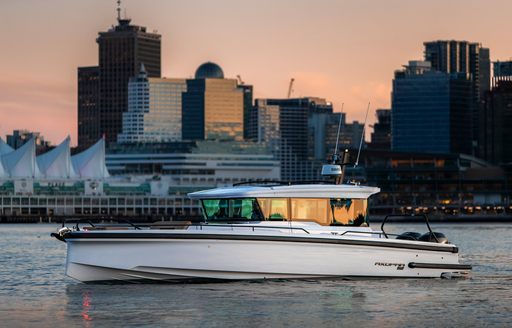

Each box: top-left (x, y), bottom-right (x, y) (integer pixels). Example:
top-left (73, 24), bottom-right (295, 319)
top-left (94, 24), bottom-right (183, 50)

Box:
top-left (396, 232), bottom-right (422, 241)
top-left (419, 232), bottom-right (449, 244)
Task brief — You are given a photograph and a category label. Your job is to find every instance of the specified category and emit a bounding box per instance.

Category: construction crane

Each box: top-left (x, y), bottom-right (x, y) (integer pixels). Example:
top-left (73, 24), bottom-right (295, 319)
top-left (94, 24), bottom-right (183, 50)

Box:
top-left (287, 78), bottom-right (295, 98)
top-left (236, 75), bottom-right (244, 85)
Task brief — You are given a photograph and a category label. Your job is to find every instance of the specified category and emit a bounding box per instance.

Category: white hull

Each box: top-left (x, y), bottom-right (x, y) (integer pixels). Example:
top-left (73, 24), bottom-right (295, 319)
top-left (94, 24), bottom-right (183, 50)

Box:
top-left (64, 233), bottom-right (469, 282)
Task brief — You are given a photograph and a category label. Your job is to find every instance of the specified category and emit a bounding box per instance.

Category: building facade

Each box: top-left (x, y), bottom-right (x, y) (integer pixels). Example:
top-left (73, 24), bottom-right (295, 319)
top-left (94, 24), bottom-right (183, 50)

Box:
top-left (182, 63), bottom-right (244, 141)
top-left (392, 61), bottom-right (472, 155)
top-left (252, 97), bottom-right (334, 180)
top-left (424, 40), bottom-right (490, 155)
top-left (481, 61), bottom-right (512, 164)
top-left (78, 16), bottom-right (161, 148)
top-left (239, 84), bottom-right (254, 140)
top-left (118, 66), bottom-right (186, 143)
top-left (370, 109), bottom-right (391, 150)
top-left (77, 66), bottom-right (100, 149)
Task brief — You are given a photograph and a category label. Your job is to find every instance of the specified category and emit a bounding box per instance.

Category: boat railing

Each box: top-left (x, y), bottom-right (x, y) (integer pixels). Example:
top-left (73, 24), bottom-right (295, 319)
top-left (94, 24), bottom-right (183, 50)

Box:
top-left (192, 223), bottom-right (311, 234)
top-left (380, 214), bottom-right (439, 242)
top-left (60, 218), bottom-right (311, 234)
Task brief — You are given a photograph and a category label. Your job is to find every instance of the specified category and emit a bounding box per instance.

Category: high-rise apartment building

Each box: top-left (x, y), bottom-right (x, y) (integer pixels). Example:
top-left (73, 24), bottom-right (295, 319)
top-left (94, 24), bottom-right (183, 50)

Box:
top-left (182, 62), bottom-right (244, 141)
top-left (309, 112), bottom-right (364, 161)
top-left (77, 66), bottom-right (100, 149)
top-left (77, 15), bottom-right (161, 148)
top-left (480, 61), bottom-right (512, 164)
top-left (424, 40), bottom-right (490, 154)
top-left (252, 97), bottom-right (333, 180)
top-left (238, 84), bottom-right (254, 140)
top-left (118, 65), bottom-right (187, 143)
top-left (391, 61), bottom-right (472, 155)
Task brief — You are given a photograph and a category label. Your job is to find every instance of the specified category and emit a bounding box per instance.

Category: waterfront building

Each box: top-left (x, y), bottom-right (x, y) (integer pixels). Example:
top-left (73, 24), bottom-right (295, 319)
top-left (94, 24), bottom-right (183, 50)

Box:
top-left (78, 13), bottom-right (161, 148)
top-left (391, 60), bottom-right (472, 155)
top-left (343, 149), bottom-right (511, 217)
top-left (481, 61), bottom-right (512, 164)
top-left (0, 137), bottom-right (279, 220)
top-left (182, 62), bottom-right (244, 141)
top-left (424, 40), bottom-right (490, 155)
top-left (370, 109), bottom-right (391, 150)
top-left (118, 65), bottom-right (187, 143)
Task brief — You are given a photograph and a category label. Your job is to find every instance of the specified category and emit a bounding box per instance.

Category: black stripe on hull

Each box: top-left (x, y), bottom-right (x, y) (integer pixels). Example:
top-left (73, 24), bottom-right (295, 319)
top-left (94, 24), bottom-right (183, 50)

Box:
top-left (63, 232), bottom-right (459, 253)
top-left (408, 262), bottom-right (472, 270)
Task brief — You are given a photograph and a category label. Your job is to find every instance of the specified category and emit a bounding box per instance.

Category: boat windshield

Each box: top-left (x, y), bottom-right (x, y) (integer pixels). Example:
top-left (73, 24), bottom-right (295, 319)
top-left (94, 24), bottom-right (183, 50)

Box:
top-left (202, 198), bottom-right (264, 222)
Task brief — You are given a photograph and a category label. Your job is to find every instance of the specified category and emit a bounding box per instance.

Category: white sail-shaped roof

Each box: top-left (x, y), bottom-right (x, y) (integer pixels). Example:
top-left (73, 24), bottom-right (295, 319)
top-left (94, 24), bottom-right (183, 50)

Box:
top-left (1, 138), bottom-right (41, 178)
top-left (72, 138), bottom-right (110, 179)
top-left (37, 136), bottom-right (77, 179)
top-left (0, 138), bottom-right (14, 155)
top-left (0, 157), bottom-right (6, 178)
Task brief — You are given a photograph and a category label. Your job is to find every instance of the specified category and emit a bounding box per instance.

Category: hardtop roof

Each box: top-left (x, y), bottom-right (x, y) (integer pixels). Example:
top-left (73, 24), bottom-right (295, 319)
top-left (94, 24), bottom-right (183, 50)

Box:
top-left (188, 183), bottom-right (380, 200)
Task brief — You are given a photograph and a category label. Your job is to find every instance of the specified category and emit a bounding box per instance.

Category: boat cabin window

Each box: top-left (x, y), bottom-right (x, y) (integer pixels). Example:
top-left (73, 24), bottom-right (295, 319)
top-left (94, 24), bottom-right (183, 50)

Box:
top-left (201, 197), bottom-right (368, 226)
top-left (330, 198), bottom-right (368, 226)
top-left (202, 198), bottom-right (263, 222)
top-left (258, 198), bottom-right (289, 221)
top-left (291, 198), bottom-right (329, 225)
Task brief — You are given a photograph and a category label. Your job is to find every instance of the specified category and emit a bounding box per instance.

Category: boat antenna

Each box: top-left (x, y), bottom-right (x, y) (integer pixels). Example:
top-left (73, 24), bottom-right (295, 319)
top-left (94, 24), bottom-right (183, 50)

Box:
top-left (333, 103), bottom-right (344, 164)
top-left (354, 102), bottom-right (370, 168)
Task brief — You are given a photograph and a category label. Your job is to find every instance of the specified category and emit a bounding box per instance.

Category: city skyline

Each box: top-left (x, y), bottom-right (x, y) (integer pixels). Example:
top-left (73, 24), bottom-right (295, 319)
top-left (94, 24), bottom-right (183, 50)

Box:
top-left (2, 0), bottom-right (512, 145)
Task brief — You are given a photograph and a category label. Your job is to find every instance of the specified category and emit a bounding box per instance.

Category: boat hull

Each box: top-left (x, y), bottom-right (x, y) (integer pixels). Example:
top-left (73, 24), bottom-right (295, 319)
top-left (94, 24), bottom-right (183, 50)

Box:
top-left (64, 233), bottom-right (469, 282)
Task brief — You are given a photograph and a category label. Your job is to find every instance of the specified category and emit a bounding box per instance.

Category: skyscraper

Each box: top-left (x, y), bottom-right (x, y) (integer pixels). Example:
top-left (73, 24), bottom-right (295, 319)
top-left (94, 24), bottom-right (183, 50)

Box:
top-left (182, 62), bottom-right (244, 141)
top-left (391, 61), bottom-right (472, 155)
top-left (253, 97), bottom-right (333, 180)
top-left (77, 66), bottom-right (100, 149)
top-left (77, 13), bottom-right (161, 148)
top-left (480, 61), bottom-right (512, 164)
top-left (424, 40), bottom-right (490, 155)
top-left (238, 84), bottom-right (254, 140)
top-left (118, 65), bottom-right (187, 143)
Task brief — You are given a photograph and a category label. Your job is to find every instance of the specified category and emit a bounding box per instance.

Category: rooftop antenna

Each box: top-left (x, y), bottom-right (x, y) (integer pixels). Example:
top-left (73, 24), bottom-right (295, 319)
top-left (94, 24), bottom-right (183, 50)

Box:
top-left (116, 0), bottom-right (121, 21)
top-left (354, 102), bottom-right (370, 168)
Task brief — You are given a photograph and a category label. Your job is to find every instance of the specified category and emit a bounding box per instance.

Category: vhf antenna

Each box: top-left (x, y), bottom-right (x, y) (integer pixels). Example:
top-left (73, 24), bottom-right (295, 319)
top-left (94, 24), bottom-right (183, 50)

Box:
top-left (354, 102), bottom-right (370, 168)
top-left (332, 103), bottom-right (344, 164)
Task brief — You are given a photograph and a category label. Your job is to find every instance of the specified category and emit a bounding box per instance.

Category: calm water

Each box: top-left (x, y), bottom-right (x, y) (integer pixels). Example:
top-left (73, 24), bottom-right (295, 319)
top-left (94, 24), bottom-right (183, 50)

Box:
top-left (0, 223), bottom-right (511, 327)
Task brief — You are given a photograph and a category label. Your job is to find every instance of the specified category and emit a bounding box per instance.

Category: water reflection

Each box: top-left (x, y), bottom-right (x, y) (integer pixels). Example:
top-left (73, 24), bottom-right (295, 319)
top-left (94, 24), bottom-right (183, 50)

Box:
top-left (64, 281), bottom-right (370, 327)
top-left (81, 291), bottom-right (92, 325)
top-left (1, 224), bottom-right (512, 327)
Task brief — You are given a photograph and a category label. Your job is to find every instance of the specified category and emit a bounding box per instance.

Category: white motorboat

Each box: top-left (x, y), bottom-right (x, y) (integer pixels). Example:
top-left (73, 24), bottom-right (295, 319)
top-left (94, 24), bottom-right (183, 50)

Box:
top-left (52, 180), bottom-right (471, 283)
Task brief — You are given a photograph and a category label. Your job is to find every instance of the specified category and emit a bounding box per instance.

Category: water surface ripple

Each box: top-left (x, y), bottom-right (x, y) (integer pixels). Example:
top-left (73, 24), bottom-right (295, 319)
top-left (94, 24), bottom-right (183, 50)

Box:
top-left (0, 223), bottom-right (511, 327)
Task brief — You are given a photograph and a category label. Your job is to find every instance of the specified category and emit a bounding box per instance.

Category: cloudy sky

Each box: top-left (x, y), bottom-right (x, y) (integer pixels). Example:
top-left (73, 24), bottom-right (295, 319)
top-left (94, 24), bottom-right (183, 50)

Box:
top-left (1, 0), bottom-right (512, 145)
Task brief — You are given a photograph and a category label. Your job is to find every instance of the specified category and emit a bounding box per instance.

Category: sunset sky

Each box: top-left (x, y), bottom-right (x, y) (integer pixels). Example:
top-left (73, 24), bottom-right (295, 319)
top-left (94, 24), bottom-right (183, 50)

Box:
top-left (1, 0), bottom-right (512, 146)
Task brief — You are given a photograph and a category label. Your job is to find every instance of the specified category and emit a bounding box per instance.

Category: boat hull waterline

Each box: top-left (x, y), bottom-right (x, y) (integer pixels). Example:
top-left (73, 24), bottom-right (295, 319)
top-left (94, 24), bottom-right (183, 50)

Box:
top-left (63, 232), bottom-right (470, 282)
